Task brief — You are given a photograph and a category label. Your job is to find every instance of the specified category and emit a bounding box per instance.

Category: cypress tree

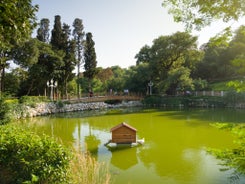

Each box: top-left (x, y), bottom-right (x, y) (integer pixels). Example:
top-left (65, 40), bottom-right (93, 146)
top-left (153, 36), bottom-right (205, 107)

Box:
top-left (36, 18), bottom-right (50, 43)
top-left (83, 32), bottom-right (97, 91)
top-left (72, 18), bottom-right (84, 98)
top-left (61, 24), bottom-right (76, 98)
top-left (50, 15), bottom-right (63, 50)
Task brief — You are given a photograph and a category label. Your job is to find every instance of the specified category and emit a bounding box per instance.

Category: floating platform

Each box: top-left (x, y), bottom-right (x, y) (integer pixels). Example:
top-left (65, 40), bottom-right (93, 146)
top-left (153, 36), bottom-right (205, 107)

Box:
top-left (104, 138), bottom-right (144, 148)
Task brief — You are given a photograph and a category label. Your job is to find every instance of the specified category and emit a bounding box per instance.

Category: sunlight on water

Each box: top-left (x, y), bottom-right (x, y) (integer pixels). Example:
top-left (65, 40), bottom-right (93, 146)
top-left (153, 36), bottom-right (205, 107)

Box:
top-left (23, 108), bottom-right (245, 184)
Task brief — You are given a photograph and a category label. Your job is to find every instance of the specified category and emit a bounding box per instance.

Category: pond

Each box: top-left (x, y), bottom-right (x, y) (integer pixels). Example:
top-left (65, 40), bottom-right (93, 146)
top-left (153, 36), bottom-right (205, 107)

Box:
top-left (21, 108), bottom-right (245, 184)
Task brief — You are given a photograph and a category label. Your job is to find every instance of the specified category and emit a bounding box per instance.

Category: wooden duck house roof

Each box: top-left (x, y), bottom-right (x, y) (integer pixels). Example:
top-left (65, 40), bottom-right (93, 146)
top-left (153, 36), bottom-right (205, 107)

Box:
top-left (110, 122), bottom-right (137, 132)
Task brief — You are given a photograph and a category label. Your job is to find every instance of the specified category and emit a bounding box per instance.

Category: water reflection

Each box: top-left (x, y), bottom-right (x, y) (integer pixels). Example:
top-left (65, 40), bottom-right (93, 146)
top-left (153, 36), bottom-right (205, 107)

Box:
top-left (108, 146), bottom-right (138, 170)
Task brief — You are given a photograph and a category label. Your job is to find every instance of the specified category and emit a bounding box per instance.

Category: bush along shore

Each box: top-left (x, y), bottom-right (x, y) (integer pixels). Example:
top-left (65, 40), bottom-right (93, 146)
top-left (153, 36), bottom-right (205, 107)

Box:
top-left (0, 96), bottom-right (114, 184)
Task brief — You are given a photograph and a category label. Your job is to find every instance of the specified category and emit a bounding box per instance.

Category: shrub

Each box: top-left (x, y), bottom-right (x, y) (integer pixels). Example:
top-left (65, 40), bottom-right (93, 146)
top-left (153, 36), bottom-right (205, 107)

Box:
top-left (0, 97), bottom-right (11, 125)
top-left (56, 100), bottom-right (65, 108)
top-left (19, 96), bottom-right (48, 107)
top-left (209, 123), bottom-right (245, 179)
top-left (0, 125), bottom-right (71, 184)
top-left (104, 99), bottom-right (122, 104)
top-left (142, 95), bottom-right (161, 105)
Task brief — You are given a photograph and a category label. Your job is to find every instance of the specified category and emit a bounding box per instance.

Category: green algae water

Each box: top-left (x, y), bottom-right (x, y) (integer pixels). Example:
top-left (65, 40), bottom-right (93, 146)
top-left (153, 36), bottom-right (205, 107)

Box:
top-left (22, 108), bottom-right (245, 184)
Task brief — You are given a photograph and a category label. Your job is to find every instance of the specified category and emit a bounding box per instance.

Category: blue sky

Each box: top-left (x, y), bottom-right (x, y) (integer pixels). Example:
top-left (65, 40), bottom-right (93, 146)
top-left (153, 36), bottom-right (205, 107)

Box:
top-left (32, 0), bottom-right (245, 69)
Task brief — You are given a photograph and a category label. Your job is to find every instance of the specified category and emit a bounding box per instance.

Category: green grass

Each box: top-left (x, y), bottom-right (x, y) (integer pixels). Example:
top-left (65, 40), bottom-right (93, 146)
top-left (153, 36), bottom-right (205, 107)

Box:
top-left (209, 78), bottom-right (245, 91)
top-left (209, 81), bottom-right (230, 91)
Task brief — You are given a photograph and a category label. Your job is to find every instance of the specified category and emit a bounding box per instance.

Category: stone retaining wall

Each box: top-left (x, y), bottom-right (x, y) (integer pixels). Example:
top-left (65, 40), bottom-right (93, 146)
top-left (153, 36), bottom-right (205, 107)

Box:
top-left (14, 101), bottom-right (142, 118)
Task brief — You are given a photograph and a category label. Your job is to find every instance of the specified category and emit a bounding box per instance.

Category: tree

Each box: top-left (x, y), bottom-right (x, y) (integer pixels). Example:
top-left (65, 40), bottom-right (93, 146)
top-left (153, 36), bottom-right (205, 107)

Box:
top-left (195, 25), bottom-right (245, 82)
top-left (50, 16), bottom-right (78, 98)
top-left (50, 15), bottom-right (63, 50)
top-left (135, 45), bottom-right (152, 65)
top-left (60, 24), bottom-right (76, 98)
top-left (4, 68), bottom-right (27, 96)
top-left (0, 0), bottom-right (38, 49)
top-left (83, 32), bottom-right (97, 91)
top-left (17, 40), bottom-right (62, 96)
top-left (136, 31), bottom-right (199, 94)
top-left (161, 66), bottom-right (194, 95)
top-left (105, 66), bottom-right (126, 94)
top-left (36, 18), bottom-right (50, 43)
top-left (0, 0), bottom-right (38, 94)
top-left (12, 38), bottom-right (40, 69)
top-left (196, 35), bottom-right (232, 81)
top-left (96, 67), bottom-right (113, 83)
top-left (163, 0), bottom-right (245, 30)
top-left (72, 18), bottom-right (85, 98)
top-left (124, 63), bottom-right (152, 94)
top-left (229, 25), bottom-right (245, 76)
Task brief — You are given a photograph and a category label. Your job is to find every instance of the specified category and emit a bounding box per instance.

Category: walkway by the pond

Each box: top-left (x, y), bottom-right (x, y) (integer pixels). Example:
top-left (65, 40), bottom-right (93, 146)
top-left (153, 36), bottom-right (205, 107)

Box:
top-left (64, 95), bottom-right (143, 103)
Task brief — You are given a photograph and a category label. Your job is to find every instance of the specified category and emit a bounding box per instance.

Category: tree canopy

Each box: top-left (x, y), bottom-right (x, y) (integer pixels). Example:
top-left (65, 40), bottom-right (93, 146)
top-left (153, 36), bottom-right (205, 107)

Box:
top-left (135, 31), bottom-right (201, 95)
top-left (163, 0), bottom-right (245, 30)
top-left (0, 0), bottom-right (38, 49)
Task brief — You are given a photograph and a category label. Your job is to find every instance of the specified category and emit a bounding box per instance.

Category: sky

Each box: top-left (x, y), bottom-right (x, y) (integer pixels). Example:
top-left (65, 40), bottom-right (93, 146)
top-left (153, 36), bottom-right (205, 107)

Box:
top-left (32, 0), bottom-right (245, 69)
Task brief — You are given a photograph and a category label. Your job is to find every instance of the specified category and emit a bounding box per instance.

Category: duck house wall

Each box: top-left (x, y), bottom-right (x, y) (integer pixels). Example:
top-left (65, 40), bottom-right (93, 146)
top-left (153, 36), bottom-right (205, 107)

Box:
top-left (111, 126), bottom-right (136, 143)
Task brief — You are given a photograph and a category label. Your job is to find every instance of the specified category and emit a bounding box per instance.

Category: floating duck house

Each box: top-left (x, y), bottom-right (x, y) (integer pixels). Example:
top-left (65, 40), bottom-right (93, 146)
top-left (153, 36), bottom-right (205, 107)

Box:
top-left (110, 122), bottom-right (137, 144)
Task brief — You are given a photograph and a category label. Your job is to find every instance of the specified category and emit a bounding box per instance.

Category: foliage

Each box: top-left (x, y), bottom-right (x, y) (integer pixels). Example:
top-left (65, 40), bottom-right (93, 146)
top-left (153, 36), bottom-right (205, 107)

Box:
top-left (223, 91), bottom-right (245, 107)
top-left (161, 66), bottom-right (194, 95)
top-left (92, 78), bottom-right (104, 93)
top-left (73, 18), bottom-right (85, 98)
top-left (2, 96), bottom-right (48, 119)
top-left (4, 71), bottom-right (22, 96)
top-left (142, 95), bottom-right (163, 106)
top-left (0, 97), bottom-right (10, 125)
top-left (77, 77), bottom-right (90, 93)
top-left (210, 80), bottom-right (234, 91)
top-left (84, 32), bottom-right (98, 83)
top-left (56, 100), bottom-right (65, 108)
top-left (227, 80), bottom-right (245, 93)
top-left (163, 0), bottom-right (245, 30)
top-left (142, 95), bottom-right (184, 106)
top-left (37, 18), bottom-right (50, 43)
top-left (96, 67), bottom-right (114, 83)
top-left (135, 31), bottom-right (200, 95)
top-left (196, 33), bottom-right (233, 81)
top-left (0, 0), bottom-right (38, 94)
top-left (124, 64), bottom-right (152, 94)
top-left (104, 99), bottom-right (122, 105)
top-left (59, 24), bottom-right (77, 98)
top-left (209, 123), bottom-right (245, 178)
top-left (0, 0), bottom-right (38, 49)
top-left (193, 78), bottom-right (208, 91)
top-left (50, 15), bottom-right (63, 50)
top-left (142, 95), bottom-right (226, 108)
top-left (229, 26), bottom-right (245, 76)
top-left (19, 95), bottom-right (47, 106)
top-left (12, 38), bottom-right (40, 69)
top-left (0, 125), bottom-right (71, 184)
top-left (106, 66), bottom-right (126, 93)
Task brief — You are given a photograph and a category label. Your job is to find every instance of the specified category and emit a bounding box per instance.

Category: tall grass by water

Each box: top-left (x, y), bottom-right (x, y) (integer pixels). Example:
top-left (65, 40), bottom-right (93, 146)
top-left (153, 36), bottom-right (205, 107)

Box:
top-left (69, 150), bottom-right (111, 184)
